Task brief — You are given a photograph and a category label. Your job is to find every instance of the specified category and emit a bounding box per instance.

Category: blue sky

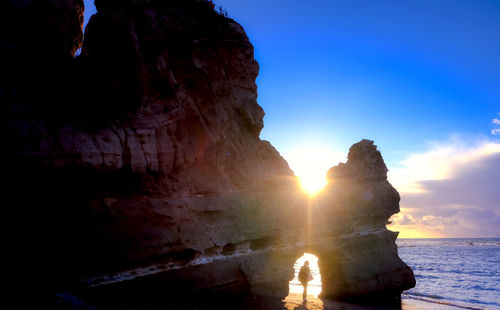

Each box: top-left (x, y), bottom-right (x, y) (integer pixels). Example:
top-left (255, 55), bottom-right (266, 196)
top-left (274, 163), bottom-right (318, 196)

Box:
top-left (83, 0), bottom-right (500, 237)
top-left (211, 0), bottom-right (500, 237)
top-left (210, 0), bottom-right (500, 164)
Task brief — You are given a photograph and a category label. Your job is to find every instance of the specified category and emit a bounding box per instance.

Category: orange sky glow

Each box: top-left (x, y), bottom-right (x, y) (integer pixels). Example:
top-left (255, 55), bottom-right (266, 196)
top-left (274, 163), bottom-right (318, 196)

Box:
top-left (288, 138), bottom-right (500, 238)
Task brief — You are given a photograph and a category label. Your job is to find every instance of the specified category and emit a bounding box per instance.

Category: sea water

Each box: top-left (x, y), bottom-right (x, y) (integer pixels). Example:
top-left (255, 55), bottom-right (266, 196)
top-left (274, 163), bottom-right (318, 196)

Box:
top-left (397, 238), bottom-right (500, 310)
top-left (289, 253), bottom-right (323, 296)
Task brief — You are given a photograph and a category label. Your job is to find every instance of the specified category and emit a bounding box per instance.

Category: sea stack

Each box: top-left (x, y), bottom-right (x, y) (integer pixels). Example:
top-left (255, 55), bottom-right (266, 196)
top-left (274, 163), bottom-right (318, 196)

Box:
top-left (3, 0), bottom-right (414, 307)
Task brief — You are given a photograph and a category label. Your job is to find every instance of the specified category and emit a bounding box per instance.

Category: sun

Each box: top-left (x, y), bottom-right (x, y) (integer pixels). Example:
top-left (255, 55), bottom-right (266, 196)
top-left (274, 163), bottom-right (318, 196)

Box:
top-left (285, 145), bottom-right (346, 197)
top-left (299, 171), bottom-right (327, 196)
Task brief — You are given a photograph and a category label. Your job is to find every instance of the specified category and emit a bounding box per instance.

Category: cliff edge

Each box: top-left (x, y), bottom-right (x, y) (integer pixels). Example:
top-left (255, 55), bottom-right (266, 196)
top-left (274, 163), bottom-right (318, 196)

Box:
top-left (3, 0), bottom-right (414, 308)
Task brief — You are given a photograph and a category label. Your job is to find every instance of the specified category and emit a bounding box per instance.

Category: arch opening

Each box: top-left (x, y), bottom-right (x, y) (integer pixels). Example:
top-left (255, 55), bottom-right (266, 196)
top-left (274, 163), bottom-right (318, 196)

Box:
top-left (288, 253), bottom-right (322, 298)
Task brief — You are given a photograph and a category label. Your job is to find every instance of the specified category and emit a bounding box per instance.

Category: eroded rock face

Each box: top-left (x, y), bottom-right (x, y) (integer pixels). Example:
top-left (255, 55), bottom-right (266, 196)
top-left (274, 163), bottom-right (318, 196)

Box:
top-left (3, 0), bottom-right (414, 307)
top-left (311, 140), bottom-right (416, 300)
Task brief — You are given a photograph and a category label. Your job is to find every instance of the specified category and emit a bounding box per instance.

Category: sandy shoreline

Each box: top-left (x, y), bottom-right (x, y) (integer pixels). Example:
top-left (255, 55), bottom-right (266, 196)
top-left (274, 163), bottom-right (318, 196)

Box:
top-left (278, 293), bottom-right (464, 310)
top-left (53, 290), bottom-right (469, 309)
top-left (401, 298), bottom-right (466, 310)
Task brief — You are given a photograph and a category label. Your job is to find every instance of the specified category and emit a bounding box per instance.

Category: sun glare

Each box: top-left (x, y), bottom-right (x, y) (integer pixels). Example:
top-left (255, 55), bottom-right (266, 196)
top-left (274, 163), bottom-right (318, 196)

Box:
top-left (285, 146), bottom-right (346, 197)
top-left (299, 173), bottom-right (327, 196)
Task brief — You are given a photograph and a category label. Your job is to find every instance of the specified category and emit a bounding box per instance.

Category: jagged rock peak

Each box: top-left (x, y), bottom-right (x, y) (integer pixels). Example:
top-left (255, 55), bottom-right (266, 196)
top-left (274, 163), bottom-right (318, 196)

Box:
top-left (328, 139), bottom-right (389, 180)
top-left (95, 0), bottom-right (216, 11)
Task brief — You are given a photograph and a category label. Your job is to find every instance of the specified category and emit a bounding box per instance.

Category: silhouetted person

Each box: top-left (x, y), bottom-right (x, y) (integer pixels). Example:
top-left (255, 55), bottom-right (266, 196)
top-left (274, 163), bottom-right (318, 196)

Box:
top-left (298, 260), bottom-right (311, 301)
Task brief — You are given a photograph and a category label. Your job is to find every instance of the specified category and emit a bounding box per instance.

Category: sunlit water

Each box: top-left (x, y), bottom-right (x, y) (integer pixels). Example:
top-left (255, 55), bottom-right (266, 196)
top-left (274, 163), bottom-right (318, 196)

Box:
top-left (397, 238), bottom-right (500, 310)
top-left (289, 253), bottom-right (322, 297)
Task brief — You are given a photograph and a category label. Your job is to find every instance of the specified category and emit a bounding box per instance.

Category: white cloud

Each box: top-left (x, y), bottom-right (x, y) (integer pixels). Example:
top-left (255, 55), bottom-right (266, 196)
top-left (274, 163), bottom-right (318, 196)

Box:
top-left (492, 115), bottom-right (500, 135)
top-left (387, 137), bottom-right (500, 237)
top-left (390, 207), bottom-right (500, 238)
top-left (388, 137), bottom-right (500, 193)
top-left (392, 214), bottom-right (417, 225)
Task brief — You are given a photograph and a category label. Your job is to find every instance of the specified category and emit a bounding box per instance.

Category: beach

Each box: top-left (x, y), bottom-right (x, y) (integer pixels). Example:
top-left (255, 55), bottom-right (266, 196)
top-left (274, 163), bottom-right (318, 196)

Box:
top-left (397, 238), bottom-right (499, 310)
top-left (281, 293), bottom-right (463, 310)
top-left (284, 238), bottom-right (500, 310)
top-left (293, 239), bottom-right (500, 310)
top-left (218, 293), bottom-right (465, 310)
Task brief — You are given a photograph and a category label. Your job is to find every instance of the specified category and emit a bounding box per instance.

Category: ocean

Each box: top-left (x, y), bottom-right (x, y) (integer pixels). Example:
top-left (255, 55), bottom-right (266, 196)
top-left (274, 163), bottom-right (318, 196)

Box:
top-left (288, 239), bottom-right (500, 309)
top-left (397, 238), bottom-right (500, 310)
top-left (289, 253), bottom-right (323, 296)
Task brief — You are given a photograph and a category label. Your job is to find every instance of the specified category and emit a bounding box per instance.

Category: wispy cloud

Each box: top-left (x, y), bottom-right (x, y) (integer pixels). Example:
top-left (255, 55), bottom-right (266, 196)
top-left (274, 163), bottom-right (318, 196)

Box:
top-left (492, 114), bottom-right (500, 135)
top-left (388, 137), bottom-right (500, 238)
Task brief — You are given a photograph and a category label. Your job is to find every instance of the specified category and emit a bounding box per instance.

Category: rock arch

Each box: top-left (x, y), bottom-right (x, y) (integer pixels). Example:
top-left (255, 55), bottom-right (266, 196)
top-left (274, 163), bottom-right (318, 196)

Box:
top-left (4, 0), bottom-right (415, 307)
top-left (288, 252), bottom-right (323, 297)
top-left (239, 140), bottom-right (415, 302)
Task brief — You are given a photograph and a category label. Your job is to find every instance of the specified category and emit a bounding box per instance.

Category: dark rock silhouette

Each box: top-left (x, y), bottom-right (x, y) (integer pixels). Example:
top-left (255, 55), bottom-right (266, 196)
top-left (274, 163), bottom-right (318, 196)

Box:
top-left (2, 0), bottom-right (415, 308)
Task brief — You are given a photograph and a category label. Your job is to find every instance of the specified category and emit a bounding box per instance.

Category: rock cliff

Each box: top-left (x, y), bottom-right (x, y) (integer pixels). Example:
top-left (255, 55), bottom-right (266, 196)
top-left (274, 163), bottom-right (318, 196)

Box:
top-left (3, 0), bottom-right (414, 308)
top-left (312, 139), bottom-right (415, 300)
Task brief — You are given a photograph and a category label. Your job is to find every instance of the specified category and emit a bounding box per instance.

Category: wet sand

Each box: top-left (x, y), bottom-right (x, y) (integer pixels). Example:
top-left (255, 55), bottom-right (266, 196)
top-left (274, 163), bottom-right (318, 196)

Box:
top-left (283, 293), bottom-right (384, 310)
top-left (280, 293), bottom-right (463, 310)
top-left (52, 289), bottom-right (466, 309)
top-left (401, 298), bottom-right (465, 310)
top-left (56, 282), bottom-right (465, 310)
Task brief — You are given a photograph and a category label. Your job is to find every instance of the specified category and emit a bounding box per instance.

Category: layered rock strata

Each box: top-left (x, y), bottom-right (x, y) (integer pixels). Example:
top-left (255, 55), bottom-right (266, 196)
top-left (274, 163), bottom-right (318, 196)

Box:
top-left (311, 139), bottom-right (416, 300)
top-left (3, 0), bottom-right (414, 307)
